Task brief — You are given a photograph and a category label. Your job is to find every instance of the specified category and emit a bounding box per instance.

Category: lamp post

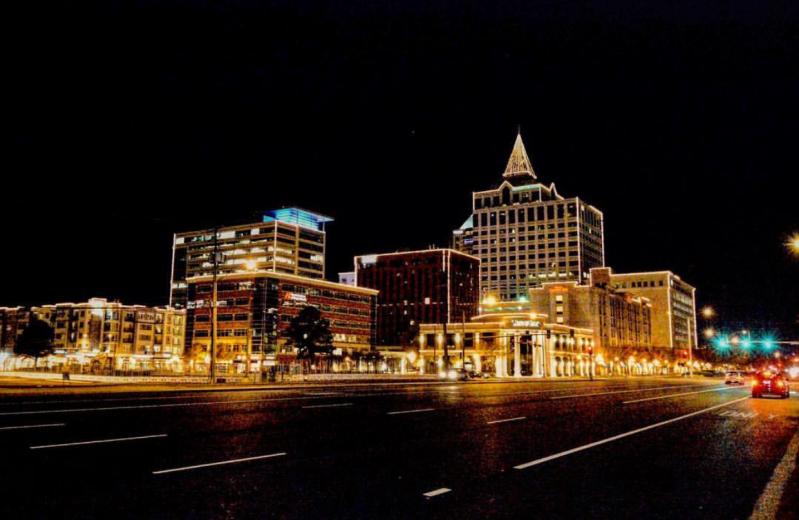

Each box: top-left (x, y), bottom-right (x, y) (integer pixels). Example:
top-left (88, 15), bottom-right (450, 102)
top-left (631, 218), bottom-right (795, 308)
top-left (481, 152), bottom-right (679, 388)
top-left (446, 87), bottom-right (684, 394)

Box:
top-left (209, 227), bottom-right (222, 384)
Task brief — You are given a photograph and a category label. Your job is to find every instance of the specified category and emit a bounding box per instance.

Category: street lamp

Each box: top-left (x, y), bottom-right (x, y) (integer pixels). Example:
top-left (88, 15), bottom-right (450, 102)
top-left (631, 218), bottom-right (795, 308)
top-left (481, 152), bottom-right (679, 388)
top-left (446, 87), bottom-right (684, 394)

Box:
top-left (701, 306), bottom-right (716, 319)
top-left (786, 232), bottom-right (799, 256)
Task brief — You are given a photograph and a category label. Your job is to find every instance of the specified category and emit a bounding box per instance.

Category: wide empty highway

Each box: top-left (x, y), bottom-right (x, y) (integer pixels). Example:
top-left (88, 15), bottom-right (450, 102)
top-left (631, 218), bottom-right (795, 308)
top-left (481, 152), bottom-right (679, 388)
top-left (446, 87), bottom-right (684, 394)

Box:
top-left (0, 377), bottom-right (796, 519)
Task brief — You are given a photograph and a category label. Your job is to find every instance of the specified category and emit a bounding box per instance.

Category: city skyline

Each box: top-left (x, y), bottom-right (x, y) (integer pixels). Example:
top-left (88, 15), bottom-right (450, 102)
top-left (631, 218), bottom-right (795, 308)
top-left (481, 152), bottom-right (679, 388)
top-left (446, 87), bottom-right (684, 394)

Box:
top-left (3, 4), bottom-right (799, 519)
top-left (4, 2), bottom-right (798, 338)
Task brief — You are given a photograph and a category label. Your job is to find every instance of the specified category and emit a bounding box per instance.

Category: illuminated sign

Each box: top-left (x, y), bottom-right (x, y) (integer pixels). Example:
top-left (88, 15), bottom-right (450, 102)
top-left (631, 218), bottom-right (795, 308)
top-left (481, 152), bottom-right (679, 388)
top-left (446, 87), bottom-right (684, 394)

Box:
top-left (285, 292), bottom-right (307, 303)
top-left (511, 320), bottom-right (541, 329)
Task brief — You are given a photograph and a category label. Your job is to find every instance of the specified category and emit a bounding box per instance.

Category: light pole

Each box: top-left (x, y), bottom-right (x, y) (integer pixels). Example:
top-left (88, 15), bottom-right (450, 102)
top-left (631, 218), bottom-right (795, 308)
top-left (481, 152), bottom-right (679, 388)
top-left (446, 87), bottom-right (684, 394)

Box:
top-left (209, 227), bottom-right (222, 384)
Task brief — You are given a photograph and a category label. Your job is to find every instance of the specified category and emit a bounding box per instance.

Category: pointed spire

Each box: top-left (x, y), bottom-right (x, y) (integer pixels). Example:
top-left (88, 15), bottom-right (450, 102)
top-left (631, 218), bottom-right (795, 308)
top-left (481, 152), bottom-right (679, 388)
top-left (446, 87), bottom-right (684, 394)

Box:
top-left (503, 131), bottom-right (537, 179)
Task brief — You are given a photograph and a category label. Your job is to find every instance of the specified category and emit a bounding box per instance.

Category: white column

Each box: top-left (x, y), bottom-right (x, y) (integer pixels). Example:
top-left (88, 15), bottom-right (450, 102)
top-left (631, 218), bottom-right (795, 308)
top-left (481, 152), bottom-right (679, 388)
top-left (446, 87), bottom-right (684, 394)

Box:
top-left (513, 334), bottom-right (522, 378)
top-left (473, 354), bottom-right (482, 373)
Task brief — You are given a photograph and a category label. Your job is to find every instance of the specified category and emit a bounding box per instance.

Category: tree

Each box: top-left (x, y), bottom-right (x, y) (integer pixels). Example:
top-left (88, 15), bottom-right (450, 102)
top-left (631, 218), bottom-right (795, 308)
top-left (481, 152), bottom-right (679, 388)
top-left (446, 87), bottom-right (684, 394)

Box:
top-left (284, 306), bottom-right (333, 371)
top-left (15, 318), bottom-right (54, 368)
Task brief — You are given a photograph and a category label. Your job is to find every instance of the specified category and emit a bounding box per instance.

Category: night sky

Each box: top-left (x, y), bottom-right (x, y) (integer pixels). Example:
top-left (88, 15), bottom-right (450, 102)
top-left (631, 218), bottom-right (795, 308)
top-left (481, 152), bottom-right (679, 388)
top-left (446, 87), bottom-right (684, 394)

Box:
top-left (5, 1), bottom-right (798, 336)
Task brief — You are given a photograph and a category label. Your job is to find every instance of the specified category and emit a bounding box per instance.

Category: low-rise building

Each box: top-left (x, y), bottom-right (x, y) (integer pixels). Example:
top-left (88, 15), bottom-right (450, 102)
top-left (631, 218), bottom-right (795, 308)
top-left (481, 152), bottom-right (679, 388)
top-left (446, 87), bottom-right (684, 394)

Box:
top-left (1, 299), bottom-right (185, 372)
top-left (185, 271), bottom-right (377, 374)
top-left (0, 307), bottom-right (24, 354)
top-left (418, 299), bottom-right (595, 378)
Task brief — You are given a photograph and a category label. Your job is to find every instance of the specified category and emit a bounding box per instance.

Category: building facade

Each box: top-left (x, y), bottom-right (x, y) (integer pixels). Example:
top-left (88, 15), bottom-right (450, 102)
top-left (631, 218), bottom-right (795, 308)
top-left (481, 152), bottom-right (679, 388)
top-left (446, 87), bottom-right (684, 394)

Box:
top-left (185, 272), bottom-right (377, 373)
top-left (1, 299), bottom-right (185, 371)
top-left (528, 268), bottom-right (653, 373)
top-left (338, 271), bottom-right (356, 286)
top-left (453, 133), bottom-right (605, 301)
top-left (0, 307), bottom-right (23, 353)
top-left (171, 207), bottom-right (332, 309)
top-left (417, 301), bottom-right (595, 378)
top-left (608, 270), bottom-right (698, 354)
top-left (354, 249), bottom-right (479, 348)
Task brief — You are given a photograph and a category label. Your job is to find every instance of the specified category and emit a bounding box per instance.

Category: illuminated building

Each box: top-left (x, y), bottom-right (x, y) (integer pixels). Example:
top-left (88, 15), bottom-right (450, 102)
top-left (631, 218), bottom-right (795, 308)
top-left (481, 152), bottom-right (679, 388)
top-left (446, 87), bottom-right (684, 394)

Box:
top-left (608, 270), bottom-right (698, 354)
top-left (528, 268), bottom-right (653, 373)
top-left (1, 299), bottom-right (185, 371)
top-left (170, 207), bottom-right (332, 309)
top-left (338, 271), bottom-right (356, 286)
top-left (0, 307), bottom-right (23, 353)
top-left (185, 272), bottom-right (377, 373)
top-left (453, 132), bottom-right (605, 301)
top-left (417, 299), bottom-right (594, 378)
top-left (354, 249), bottom-right (479, 348)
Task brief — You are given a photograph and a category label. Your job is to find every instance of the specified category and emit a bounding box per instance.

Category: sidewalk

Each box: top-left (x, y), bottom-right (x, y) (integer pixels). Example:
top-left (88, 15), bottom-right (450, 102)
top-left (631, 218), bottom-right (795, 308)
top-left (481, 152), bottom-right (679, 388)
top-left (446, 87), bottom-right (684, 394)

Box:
top-left (0, 372), bottom-right (720, 397)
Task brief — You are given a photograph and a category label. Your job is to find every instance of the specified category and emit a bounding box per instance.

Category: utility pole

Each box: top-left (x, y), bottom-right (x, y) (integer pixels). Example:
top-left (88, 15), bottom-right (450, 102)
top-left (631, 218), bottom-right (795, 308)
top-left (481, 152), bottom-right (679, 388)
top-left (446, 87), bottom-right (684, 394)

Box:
top-left (209, 227), bottom-right (220, 384)
top-left (461, 308), bottom-right (466, 369)
top-left (442, 320), bottom-right (450, 372)
top-left (246, 313), bottom-right (253, 383)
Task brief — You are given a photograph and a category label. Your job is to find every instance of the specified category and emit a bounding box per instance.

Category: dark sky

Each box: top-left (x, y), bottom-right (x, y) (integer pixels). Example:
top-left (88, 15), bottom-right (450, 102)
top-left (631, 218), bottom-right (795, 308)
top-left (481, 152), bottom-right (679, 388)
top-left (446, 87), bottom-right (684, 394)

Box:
top-left (5, 1), bottom-right (798, 336)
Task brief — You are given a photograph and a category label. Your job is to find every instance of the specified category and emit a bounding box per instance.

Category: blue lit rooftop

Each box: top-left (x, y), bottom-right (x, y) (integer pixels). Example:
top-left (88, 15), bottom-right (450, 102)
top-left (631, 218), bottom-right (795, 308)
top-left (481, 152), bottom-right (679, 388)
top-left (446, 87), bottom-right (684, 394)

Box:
top-left (262, 207), bottom-right (334, 231)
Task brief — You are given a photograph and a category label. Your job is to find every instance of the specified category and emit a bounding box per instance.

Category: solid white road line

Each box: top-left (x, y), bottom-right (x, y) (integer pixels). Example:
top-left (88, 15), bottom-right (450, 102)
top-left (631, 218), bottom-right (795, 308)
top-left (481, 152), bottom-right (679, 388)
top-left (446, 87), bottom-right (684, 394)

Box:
top-left (549, 384), bottom-right (709, 400)
top-left (423, 487), bottom-right (452, 498)
top-left (0, 423), bottom-right (65, 431)
top-left (486, 416), bottom-right (526, 425)
top-left (749, 431), bottom-right (799, 520)
top-left (622, 386), bottom-right (737, 404)
top-left (301, 403), bottom-right (353, 409)
top-left (153, 452), bottom-right (287, 475)
top-left (30, 433), bottom-right (167, 450)
top-left (387, 408), bottom-right (435, 415)
top-left (514, 396), bottom-right (749, 470)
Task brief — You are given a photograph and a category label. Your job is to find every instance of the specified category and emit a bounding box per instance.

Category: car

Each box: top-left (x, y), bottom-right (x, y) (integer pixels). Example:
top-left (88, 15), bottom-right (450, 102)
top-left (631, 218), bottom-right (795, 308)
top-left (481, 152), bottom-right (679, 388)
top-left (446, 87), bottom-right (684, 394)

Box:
top-left (725, 371), bottom-right (746, 385)
top-left (751, 370), bottom-right (790, 399)
top-left (438, 368), bottom-right (470, 381)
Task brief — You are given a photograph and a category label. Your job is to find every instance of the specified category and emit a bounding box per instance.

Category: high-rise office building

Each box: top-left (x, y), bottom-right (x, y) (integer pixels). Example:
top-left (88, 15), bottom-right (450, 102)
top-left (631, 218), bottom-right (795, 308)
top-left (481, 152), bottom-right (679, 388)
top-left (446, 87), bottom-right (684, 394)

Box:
top-left (354, 249), bottom-right (479, 348)
top-left (453, 133), bottom-right (605, 301)
top-left (170, 207), bottom-right (332, 309)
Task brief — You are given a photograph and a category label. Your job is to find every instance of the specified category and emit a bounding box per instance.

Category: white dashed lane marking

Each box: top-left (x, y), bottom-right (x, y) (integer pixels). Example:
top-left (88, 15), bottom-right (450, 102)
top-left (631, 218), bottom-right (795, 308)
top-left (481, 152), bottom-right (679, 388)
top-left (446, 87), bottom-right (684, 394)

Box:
top-left (423, 488), bottom-right (452, 498)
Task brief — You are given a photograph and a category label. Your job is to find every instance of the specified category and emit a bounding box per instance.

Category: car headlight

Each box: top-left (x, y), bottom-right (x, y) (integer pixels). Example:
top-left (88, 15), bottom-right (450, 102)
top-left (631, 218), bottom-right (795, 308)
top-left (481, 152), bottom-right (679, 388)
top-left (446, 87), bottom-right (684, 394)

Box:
top-left (447, 370), bottom-right (457, 380)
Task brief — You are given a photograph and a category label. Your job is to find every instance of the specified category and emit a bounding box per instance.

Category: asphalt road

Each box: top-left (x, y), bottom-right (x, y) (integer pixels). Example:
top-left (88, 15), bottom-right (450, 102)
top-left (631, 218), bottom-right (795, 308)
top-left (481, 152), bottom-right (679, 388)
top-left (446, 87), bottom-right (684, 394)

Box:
top-left (0, 377), bottom-right (797, 519)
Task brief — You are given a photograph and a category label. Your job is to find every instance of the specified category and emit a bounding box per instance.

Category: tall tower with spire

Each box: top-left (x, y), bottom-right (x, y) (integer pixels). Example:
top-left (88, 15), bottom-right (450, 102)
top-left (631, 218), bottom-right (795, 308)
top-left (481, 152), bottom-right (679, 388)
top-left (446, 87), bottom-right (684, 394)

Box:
top-left (452, 131), bottom-right (605, 301)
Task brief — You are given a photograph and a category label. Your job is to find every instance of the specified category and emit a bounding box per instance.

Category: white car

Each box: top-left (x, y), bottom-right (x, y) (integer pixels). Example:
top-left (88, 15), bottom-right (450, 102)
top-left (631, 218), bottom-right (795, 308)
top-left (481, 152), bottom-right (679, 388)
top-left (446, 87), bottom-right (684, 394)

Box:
top-left (725, 371), bottom-right (746, 385)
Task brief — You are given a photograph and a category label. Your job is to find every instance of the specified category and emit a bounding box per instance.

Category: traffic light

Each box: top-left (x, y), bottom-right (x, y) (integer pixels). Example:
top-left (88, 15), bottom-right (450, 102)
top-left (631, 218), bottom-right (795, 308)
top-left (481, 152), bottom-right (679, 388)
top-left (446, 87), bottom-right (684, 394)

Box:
top-left (713, 336), bottom-right (730, 351)
top-left (521, 332), bottom-right (533, 354)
